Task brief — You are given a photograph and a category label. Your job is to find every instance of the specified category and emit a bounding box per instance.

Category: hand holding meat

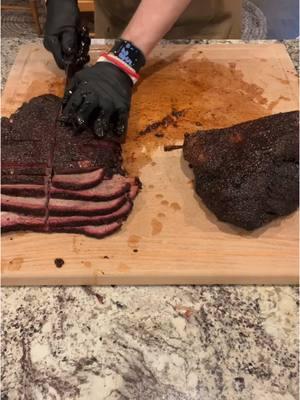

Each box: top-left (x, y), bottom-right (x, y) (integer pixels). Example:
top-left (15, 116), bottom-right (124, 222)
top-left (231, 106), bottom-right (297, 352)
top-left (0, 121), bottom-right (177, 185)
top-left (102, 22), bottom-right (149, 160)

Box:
top-left (43, 0), bottom-right (90, 69)
top-left (60, 62), bottom-right (133, 140)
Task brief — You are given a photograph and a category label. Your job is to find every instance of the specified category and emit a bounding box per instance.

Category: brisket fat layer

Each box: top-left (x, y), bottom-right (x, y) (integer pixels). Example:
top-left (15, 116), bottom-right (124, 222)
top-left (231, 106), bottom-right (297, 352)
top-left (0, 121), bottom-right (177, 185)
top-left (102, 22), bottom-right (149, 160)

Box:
top-left (183, 111), bottom-right (299, 230)
top-left (1, 95), bottom-right (140, 239)
top-left (1, 194), bottom-right (47, 216)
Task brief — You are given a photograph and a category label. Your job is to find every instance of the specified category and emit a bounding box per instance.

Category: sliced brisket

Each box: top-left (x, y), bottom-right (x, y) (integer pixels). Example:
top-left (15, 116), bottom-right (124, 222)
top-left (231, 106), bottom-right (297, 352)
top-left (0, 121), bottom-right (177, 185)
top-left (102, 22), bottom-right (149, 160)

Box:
top-left (1, 194), bottom-right (46, 216)
top-left (1, 184), bottom-right (45, 197)
top-left (48, 195), bottom-right (127, 216)
top-left (48, 201), bottom-right (132, 227)
top-left (128, 182), bottom-right (140, 200)
top-left (52, 221), bottom-right (122, 239)
top-left (183, 111), bottom-right (299, 230)
top-left (1, 94), bottom-right (140, 239)
top-left (50, 174), bottom-right (130, 200)
top-left (1, 176), bottom-right (139, 201)
top-left (1, 211), bottom-right (45, 233)
top-left (52, 168), bottom-right (104, 190)
top-left (1, 211), bottom-right (121, 239)
top-left (1, 95), bottom-right (123, 177)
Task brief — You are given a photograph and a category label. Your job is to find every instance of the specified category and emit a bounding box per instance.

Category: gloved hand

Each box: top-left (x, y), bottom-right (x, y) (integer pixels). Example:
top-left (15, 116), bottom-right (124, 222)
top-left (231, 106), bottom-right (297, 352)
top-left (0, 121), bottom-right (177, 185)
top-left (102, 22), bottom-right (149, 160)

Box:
top-left (44, 0), bottom-right (90, 70)
top-left (60, 62), bottom-right (133, 140)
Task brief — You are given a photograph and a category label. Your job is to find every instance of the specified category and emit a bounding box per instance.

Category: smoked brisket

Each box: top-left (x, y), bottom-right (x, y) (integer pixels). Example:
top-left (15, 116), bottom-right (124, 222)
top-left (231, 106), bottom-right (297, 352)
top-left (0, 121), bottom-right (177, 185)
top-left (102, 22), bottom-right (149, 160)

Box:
top-left (50, 175), bottom-right (135, 201)
top-left (48, 196), bottom-right (127, 216)
top-left (51, 169), bottom-right (105, 190)
top-left (1, 212), bottom-right (46, 233)
top-left (1, 95), bottom-right (140, 238)
top-left (183, 111), bottom-right (299, 230)
top-left (1, 211), bottom-right (122, 238)
top-left (1, 184), bottom-right (46, 197)
top-left (48, 201), bottom-right (133, 227)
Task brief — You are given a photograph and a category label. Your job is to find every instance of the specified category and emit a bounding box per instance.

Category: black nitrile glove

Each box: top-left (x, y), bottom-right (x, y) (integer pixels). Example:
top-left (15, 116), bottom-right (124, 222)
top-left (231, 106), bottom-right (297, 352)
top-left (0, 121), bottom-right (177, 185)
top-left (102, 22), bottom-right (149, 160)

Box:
top-left (44, 0), bottom-right (90, 70)
top-left (60, 62), bottom-right (133, 141)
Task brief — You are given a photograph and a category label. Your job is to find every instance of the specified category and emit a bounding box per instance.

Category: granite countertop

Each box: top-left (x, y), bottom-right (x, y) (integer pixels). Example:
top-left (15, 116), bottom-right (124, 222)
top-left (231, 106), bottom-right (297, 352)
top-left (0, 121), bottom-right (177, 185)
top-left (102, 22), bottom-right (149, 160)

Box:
top-left (1, 38), bottom-right (299, 400)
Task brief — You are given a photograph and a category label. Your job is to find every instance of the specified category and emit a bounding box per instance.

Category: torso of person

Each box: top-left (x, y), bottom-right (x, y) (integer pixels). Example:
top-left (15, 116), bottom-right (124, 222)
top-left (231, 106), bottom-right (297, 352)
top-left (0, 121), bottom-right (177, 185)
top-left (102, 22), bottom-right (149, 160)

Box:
top-left (94, 0), bottom-right (241, 39)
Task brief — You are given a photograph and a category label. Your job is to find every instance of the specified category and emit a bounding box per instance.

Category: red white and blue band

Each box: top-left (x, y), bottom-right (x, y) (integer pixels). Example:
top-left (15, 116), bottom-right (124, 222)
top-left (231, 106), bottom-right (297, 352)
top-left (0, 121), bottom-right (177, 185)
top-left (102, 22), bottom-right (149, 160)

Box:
top-left (97, 52), bottom-right (140, 84)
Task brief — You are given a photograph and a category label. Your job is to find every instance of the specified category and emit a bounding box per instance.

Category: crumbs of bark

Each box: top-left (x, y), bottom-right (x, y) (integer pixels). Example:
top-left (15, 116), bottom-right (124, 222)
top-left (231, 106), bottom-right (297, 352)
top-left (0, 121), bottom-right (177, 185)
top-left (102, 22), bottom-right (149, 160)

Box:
top-left (54, 258), bottom-right (65, 268)
top-left (137, 109), bottom-right (186, 136)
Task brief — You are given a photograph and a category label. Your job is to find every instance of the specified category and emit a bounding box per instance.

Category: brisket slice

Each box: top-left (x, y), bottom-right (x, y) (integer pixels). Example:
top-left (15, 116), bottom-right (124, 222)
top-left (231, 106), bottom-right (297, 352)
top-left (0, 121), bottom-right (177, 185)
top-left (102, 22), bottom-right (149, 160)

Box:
top-left (128, 183), bottom-right (140, 200)
top-left (1, 175), bottom-right (139, 201)
top-left (1, 194), bottom-right (46, 216)
top-left (1, 212), bottom-right (45, 233)
top-left (51, 168), bottom-right (104, 190)
top-left (2, 201), bottom-right (132, 230)
top-left (1, 184), bottom-right (45, 197)
top-left (2, 193), bottom-right (127, 217)
top-left (183, 111), bottom-right (299, 230)
top-left (1, 211), bottom-right (121, 239)
top-left (48, 195), bottom-right (127, 216)
top-left (48, 200), bottom-right (132, 227)
top-left (52, 222), bottom-right (122, 239)
top-left (50, 174), bottom-right (131, 201)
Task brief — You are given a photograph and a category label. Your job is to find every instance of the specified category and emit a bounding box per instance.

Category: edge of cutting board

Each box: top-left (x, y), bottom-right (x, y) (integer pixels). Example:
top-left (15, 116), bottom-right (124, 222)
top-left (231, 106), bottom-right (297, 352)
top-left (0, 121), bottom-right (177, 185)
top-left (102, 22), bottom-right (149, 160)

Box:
top-left (2, 261), bottom-right (299, 286)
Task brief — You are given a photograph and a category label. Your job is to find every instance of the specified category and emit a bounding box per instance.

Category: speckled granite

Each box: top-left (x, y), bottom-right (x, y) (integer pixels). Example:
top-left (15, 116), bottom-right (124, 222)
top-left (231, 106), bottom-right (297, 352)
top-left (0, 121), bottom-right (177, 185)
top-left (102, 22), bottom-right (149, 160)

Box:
top-left (2, 286), bottom-right (299, 400)
top-left (1, 37), bottom-right (41, 91)
top-left (1, 39), bottom-right (299, 400)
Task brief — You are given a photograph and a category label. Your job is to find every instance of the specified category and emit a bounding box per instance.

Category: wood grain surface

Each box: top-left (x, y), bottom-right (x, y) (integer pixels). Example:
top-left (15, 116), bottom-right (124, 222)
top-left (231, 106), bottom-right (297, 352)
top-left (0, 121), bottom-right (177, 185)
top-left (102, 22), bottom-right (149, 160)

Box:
top-left (1, 42), bottom-right (299, 285)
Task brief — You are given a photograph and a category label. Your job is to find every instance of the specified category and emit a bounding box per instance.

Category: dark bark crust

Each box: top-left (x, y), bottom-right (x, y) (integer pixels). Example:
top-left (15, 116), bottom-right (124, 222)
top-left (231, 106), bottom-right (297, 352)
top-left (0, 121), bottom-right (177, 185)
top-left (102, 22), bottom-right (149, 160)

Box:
top-left (183, 111), bottom-right (299, 230)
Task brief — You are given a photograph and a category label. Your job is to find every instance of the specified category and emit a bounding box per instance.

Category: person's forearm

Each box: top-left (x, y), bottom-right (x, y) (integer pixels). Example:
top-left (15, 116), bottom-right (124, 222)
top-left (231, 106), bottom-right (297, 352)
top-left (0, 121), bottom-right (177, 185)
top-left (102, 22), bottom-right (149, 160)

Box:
top-left (122, 0), bottom-right (192, 58)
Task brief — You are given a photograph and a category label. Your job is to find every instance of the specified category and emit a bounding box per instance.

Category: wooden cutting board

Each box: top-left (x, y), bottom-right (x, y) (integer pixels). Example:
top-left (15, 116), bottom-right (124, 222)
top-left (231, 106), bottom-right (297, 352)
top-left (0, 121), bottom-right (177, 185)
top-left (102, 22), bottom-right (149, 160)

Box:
top-left (2, 42), bottom-right (299, 285)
